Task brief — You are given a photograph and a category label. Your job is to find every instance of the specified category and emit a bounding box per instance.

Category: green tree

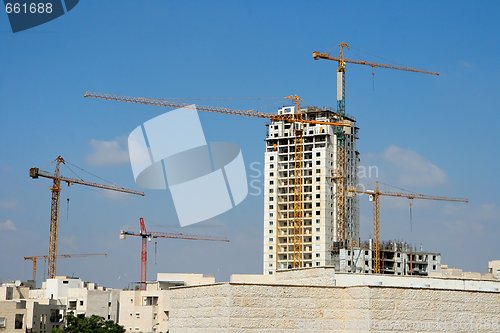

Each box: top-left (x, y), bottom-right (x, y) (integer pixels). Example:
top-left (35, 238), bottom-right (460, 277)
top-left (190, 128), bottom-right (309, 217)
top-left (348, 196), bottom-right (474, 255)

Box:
top-left (52, 313), bottom-right (125, 333)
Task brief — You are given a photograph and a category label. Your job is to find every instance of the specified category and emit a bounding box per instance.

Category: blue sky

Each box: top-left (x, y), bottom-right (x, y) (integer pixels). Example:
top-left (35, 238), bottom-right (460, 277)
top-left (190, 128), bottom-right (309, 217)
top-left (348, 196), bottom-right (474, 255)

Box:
top-left (0, 1), bottom-right (499, 287)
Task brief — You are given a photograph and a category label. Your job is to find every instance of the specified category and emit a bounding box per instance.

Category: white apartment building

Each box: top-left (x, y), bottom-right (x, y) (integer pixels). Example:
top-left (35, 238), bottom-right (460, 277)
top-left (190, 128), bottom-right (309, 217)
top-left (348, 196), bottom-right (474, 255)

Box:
top-left (32, 276), bottom-right (120, 322)
top-left (0, 281), bottom-right (64, 333)
top-left (119, 273), bottom-right (215, 333)
top-left (489, 260), bottom-right (500, 279)
top-left (263, 105), bottom-right (359, 274)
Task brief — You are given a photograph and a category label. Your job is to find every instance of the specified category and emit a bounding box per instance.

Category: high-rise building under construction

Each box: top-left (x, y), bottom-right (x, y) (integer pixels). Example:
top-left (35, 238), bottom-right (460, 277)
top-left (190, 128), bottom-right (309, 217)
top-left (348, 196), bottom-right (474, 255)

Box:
top-left (263, 105), bottom-right (359, 275)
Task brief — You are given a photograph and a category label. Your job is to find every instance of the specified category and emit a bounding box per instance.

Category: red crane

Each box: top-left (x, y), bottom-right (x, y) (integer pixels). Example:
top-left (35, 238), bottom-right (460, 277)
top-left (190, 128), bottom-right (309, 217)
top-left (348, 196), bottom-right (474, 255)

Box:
top-left (120, 217), bottom-right (229, 290)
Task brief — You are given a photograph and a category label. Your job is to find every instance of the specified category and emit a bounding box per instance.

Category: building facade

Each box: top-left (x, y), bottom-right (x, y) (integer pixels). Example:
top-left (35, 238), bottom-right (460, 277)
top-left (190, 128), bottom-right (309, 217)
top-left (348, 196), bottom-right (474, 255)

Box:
top-left (489, 260), bottom-right (500, 279)
top-left (0, 281), bottom-right (64, 333)
top-left (118, 273), bottom-right (215, 333)
top-left (333, 240), bottom-right (441, 276)
top-left (167, 267), bottom-right (500, 332)
top-left (263, 105), bottom-right (359, 274)
top-left (32, 277), bottom-right (119, 322)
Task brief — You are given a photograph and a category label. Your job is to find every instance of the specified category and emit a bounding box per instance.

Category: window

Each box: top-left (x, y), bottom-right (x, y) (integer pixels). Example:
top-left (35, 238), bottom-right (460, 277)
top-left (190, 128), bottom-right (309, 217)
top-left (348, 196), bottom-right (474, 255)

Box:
top-left (269, 238), bottom-right (273, 242)
top-left (270, 197), bottom-right (274, 201)
top-left (315, 211), bottom-right (320, 215)
top-left (316, 152), bottom-right (321, 157)
top-left (0, 317), bottom-right (6, 328)
top-left (316, 169), bottom-right (320, 173)
top-left (396, 253), bottom-right (400, 258)
top-left (269, 205), bottom-right (273, 209)
top-left (269, 221), bottom-right (273, 226)
top-left (397, 263), bottom-right (401, 268)
top-left (316, 253), bottom-right (320, 258)
top-left (316, 194), bottom-right (320, 198)
top-left (365, 261), bottom-right (369, 266)
top-left (15, 314), bottom-right (23, 329)
top-left (316, 219), bottom-right (320, 224)
top-left (433, 265), bottom-right (437, 270)
top-left (316, 228), bottom-right (320, 232)
top-left (316, 185), bottom-right (320, 190)
top-left (68, 301), bottom-right (77, 310)
top-left (316, 202), bottom-right (320, 207)
top-left (316, 160), bottom-right (320, 165)
top-left (269, 263), bottom-right (273, 267)
top-left (269, 230), bottom-right (273, 234)
top-left (79, 301), bottom-right (84, 306)
top-left (270, 172), bottom-right (274, 177)
top-left (62, 280), bottom-right (69, 284)
top-left (270, 156), bottom-right (274, 161)
top-left (315, 236), bottom-right (320, 240)
top-left (269, 188), bottom-right (274, 193)
top-left (143, 296), bottom-right (158, 306)
top-left (316, 177), bottom-right (320, 181)
top-left (108, 302), bottom-right (112, 307)
top-left (270, 180), bottom-right (274, 185)
top-left (269, 246), bottom-right (273, 250)
top-left (269, 254), bottom-right (273, 259)
top-left (270, 164), bottom-right (274, 169)
top-left (365, 251), bottom-right (369, 256)
top-left (433, 255), bottom-right (437, 261)
top-left (316, 262), bottom-right (320, 266)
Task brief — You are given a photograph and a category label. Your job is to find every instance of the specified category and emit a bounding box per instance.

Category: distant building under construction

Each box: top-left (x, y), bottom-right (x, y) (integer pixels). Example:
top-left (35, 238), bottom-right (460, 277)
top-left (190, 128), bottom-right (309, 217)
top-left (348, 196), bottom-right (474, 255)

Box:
top-left (262, 105), bottom-right (442, 277)
top-left (333, 240), bottom-right (441, 276)
top-left (263, 105), bottom-right (359, 274)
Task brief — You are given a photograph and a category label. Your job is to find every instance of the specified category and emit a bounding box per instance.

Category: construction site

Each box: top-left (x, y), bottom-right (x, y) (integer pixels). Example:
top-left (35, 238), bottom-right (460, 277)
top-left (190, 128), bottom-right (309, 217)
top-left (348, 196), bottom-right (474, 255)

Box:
top-left (1, 37), bottom-right (499, 333)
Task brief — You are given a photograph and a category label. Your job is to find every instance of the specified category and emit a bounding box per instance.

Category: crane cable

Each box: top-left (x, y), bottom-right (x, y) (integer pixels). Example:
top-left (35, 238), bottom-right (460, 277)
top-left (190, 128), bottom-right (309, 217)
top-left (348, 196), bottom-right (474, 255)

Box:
top-left (66, 198), bottom-right (70, 224)
top-left (145, 96), bottom-right (283, 101)
top-left (154, 242), bottom-right (157, 265)
top-left (409, 200), bottom-right (413, 232)
top-left (65, 160), bottom-right (121, 188)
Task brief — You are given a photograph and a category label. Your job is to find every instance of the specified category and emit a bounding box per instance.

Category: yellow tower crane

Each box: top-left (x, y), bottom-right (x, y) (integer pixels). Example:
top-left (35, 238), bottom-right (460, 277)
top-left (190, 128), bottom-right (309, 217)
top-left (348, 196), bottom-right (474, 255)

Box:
top-left (348, 180), bottom-right (468, 274)
top-left (312, 42), bottom-right (439, 247)
top-left (83, 92), bottom-right (350, 269)
top-left (30, 156), bottom-right (144, 279)
top-left (286, 95), bottom-right (305, 268)
top-left (23, 253), bottom-right (107, 285)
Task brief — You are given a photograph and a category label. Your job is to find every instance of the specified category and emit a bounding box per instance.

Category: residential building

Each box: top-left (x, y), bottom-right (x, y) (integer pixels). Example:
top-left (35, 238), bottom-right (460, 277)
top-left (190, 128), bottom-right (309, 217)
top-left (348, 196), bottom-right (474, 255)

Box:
top-left (333, 240), bottom-right (441, 275)
top-left (33, 276), bottom-right (120, 322)
top-left (489, 260), bottom-right (500, 279)
top-left (0, 281), bottom-right (64, 333)
top-left (263, 105), bottom-right (359, 274)
top-left (119, 273), bottom-right (215, 333)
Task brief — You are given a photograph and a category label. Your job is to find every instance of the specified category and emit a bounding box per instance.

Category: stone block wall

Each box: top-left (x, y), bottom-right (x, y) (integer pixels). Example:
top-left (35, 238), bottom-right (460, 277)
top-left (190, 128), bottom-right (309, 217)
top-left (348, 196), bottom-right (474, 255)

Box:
top-left (168, 282), bottom-right (500, 333)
